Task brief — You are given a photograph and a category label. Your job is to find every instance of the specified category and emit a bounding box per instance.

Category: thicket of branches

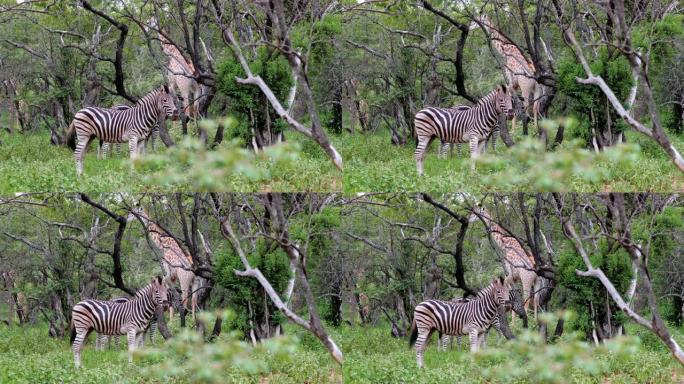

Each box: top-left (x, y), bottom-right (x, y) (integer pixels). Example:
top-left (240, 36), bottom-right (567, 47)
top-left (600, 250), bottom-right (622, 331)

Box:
top-left (3, 192), bottom-right (684, 367)
top-left (0, 1), bottom-right (682, 172)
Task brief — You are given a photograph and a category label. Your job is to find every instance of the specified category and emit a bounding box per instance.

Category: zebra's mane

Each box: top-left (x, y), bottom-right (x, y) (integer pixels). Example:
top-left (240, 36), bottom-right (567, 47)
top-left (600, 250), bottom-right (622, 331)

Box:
top-left (133, 87), bottom-right (165, 107)
top-left (133, 280), bottom-right (155, 298)
top-left (474, 278), bottom-right (502, 299)
top-left (475, 89), bottom-right (499, 107)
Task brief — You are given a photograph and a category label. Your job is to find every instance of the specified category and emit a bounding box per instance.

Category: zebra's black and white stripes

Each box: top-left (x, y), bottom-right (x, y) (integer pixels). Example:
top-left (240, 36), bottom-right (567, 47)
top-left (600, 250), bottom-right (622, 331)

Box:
top-left (409, 276), bottom-right (511, 368)
top-left (437, 287), bottom-right (526, 352)
top-left (95, 297), bottom-right (158, 350)
top-left (414, 85), bottom-right (513, 175)
top-left (66, 85), bottom-right (179, 176)
top-left (70, 276), bottom-right (169, 368)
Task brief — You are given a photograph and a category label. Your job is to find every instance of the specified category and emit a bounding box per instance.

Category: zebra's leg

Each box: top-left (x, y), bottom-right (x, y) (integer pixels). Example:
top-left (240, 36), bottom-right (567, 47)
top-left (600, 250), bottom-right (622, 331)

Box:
top-left (127, 328), bottom-right (137, 364)
top-left (414, 328), bottom-right (431, 368)
top-left (469, 329), bottom-right (480, 353)
top-left (441, 335), bottom-right (449, 352)
top-left (478, 329), bottom-right (488, 349)
top-left (151, 128), bottom-right (159, 152)
top-left (436, 331), bottom-right (442, 351)
top-left (149, 320), bottom-right (157, 345)
top-left (128, 136), bottom-right (139, 165)
top-left (115, 143), bottom-right (122, 157)
top-left (457, 143), bottom-right (462, 158)
top-left (97, 141), bottom-right (103, 160)
top-left (74, 134), bottom-right (93, 177)
top-left (491, 127), bottom-right (499, 152)
top-left (469, 136), bottom-right (480, 170)
top-left (72, 328), bottom-right (89, 368)
top-left (457, 335), bottom-right (462, 351)
top-left (95, 333), bottom-right (103, 351)
top-left (136, 330), bottom-right (145, 348)
top-left (415, 136), bottom-right (433, 176)
top-left (438, 141), bottom-right (447, 160)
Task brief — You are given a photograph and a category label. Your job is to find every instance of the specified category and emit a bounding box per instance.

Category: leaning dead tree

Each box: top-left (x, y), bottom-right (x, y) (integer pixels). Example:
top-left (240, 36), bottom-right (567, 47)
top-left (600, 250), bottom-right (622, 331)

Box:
top-left (210, 0), bottom-right (343, 170)
top-left (552, 0), bottom-right (684, 172)
top-left (556, 193), bottom-right (684, 365)
top-left (212, 193), bottom-right (344, 364)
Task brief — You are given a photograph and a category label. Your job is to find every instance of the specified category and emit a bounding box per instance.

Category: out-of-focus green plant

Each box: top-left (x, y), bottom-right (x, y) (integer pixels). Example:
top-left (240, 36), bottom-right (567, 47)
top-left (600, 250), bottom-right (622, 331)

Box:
top-left (138, 309), bottom-right (298, 384)
top-left (135, 117), bottom-right (301, 190)
top-left (478, 126), bottom-right (641, 191)
top-left (476, 311), bottom-right (641, 384)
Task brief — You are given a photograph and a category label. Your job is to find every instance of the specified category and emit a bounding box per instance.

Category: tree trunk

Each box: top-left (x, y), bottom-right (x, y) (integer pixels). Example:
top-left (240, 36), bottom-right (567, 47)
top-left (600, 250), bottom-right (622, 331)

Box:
top-left (330, 86), bottom-right (343, 135)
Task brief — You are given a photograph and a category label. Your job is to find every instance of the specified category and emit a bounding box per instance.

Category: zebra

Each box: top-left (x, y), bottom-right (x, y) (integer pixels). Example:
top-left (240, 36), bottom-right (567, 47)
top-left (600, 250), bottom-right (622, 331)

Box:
top-left (99, 107), bottom-right (160, 160)
top-left (95, 297), bottom-right (159, 350)
top-left (98, 105), bottom-right (130, 160)
top-left (414, 85), bottom-right (513, 175)
top-left (66, 85), bottom-right (179, 176)
top-left (437, 287), bottom-right (526, 352)
top-left (409, 276), bottom-right (511, 368)
top-left (70, 276), bottom-right (169, 368)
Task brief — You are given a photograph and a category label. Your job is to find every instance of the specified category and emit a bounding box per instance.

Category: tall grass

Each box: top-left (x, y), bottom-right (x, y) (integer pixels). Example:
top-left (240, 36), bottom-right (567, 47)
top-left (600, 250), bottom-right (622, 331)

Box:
top-left (1, 321), bottom-right (683, 383)
top-left (1, 128), bottom-right (683, 193)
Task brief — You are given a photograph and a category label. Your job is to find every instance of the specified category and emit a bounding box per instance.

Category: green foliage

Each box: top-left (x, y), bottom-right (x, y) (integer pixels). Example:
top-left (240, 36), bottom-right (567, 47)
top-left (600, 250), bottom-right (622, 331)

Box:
top-left (3, 319), bottom-right (684, 383)
top-left (136, 131), bottom-right (300, 191)
top-left (214, 240), bottom-right (291, 336)
top-left (477, 312), bottom-right (641, 383)
top-left (633, 14), bottom-right (684, 62)
top-left (0, 129), bottom-right (341, 193)
top-left (556, 241), bottom-right (633, 335)
top-left (216, 48), bottom-right (294, 144)
top-left (139, 310), bottom-right (298, 383)
top-left (556, 49), bottom-right (633, 143)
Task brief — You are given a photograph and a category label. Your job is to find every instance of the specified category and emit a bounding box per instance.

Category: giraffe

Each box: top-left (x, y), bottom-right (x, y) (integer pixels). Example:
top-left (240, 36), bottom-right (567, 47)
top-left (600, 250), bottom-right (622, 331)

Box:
top-left (472, 206), bottom-right (539, 322)
top-left (130, 207), bottom-right (198, 321)
top-left (157, 29), bottom-right (203, 133)
top-left (473, 14), bottom-right (541, 132)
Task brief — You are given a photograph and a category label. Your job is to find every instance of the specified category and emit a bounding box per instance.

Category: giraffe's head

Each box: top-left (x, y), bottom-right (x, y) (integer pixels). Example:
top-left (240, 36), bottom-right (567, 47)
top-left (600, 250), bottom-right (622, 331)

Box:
top-left (158, 84), bottom-right (180, 121)
top-left (127, 204), bottom-right (150, 224)
top-left (495, 84), bottom-right (514, 119)
top-left (468, 202), bottom-right (489, 223)
top-left (492, 276), bottom-right (511, 306)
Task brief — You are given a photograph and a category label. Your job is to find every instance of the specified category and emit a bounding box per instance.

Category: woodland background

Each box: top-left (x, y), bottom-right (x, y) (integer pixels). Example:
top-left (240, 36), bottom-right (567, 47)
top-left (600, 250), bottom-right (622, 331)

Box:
top-left (0, 0), bottom-right (682, 191)
top-left (2, 192), bottom-right (684, 382)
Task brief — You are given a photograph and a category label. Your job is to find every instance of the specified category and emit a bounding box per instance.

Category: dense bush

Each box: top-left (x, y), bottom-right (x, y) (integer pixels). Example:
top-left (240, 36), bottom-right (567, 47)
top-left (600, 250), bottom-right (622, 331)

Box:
top-left (216, 48), bottom-right (293, 146)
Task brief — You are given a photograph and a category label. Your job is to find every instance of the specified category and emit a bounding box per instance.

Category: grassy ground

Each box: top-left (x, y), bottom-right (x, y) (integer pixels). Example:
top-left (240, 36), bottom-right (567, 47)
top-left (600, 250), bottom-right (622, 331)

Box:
top-left (1, 128), bottom-right (683, 193)
top-left (337, 130), bottom-right (684, 193)
top-left (0, 131), bottom-right (341, 193)
top-left (2, 320), bottom-right (683, 383)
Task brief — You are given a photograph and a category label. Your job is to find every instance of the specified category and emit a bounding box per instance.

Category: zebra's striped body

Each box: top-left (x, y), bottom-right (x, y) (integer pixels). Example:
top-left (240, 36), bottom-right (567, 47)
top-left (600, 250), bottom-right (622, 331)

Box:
top-left (414, 86), bottom-right (513, 175)
top-left (70, 277), bottom-right (169, 368)
top-left (95, 297), bottom-right (158, 350)
top-left (98, 105), bottom-right (130, 159)
top-left (409, 276), bottom-right (510, 368)
top-left (100, 104), bottom-right (160, 158)
top-left (438, 287), bottom-right (526, 352)
top-left (67, 86), bottom-right (179, 176)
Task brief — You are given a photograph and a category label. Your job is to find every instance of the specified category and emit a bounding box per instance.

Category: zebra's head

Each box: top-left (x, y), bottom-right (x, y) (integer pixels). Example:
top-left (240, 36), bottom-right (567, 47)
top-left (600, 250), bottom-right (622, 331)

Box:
top-left (159, 85), bottom-right (180, 121)
top-left (495, 85), bottom-right (514, 120)
top-left (151, 276), bottom-right (170, 308)
top-left (493, 276), bottom-right (511, 306)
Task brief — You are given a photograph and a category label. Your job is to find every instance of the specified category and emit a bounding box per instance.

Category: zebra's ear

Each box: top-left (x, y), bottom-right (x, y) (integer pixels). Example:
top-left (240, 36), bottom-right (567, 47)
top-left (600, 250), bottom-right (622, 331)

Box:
top-left (500, 84), bottom-right (507, 93)
top-left (163, 84), bottom-right (169, 94)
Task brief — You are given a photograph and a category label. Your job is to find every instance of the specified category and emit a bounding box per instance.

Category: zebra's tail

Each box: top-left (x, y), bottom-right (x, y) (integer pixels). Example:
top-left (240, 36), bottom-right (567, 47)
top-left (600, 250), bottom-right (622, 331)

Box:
top-left (408, 318), bottom-right (418, 348)
top-left (70, 318), bottom-right (76, 345)
top-left (66, 121), bottom-right (77, 150)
